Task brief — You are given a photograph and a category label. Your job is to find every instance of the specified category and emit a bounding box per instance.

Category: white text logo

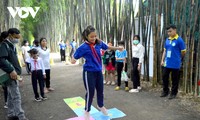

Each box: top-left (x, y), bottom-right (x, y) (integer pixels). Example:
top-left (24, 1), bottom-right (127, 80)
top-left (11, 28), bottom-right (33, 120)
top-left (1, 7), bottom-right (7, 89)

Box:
top-left (7, 7), bottom-right (40, 18)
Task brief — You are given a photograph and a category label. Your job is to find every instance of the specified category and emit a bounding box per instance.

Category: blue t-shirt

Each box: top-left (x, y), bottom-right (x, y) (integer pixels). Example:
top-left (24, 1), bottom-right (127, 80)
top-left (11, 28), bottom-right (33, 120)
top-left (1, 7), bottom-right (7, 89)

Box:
top-left (164, 35), bottom-right (186, 69)
top-left (73, 41), bottom-right (108, 71)
top-left (70, 41), bottom-right (77, 49)
top-left (115, 49), bottom-right (127, 62)
top-left (59, 43), bottom-right (66, 50)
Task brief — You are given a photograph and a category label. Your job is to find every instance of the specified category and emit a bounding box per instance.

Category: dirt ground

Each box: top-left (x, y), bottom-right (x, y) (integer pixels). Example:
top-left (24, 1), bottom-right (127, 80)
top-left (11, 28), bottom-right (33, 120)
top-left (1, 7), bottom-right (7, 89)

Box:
top-left (0, 53), bottom-right (200, 120)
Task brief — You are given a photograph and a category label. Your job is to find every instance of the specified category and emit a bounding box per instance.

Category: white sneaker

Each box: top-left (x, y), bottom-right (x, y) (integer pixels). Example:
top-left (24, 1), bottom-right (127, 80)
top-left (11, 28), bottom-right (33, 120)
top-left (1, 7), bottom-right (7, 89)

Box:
top-left (4, 104), bottom-right (8, 109)
top-left (106, 81), bottom-right (111, 85)
top-left (103, 80), bottom-right (107, 84)
top-left (129, 89), bottom-right (139, 93)
top-left (137, 86), bottom-right (142, 90)
top-left (84, 111), bottom-right (90, 120)
top-left (111, 81), bottom-right (115, 85)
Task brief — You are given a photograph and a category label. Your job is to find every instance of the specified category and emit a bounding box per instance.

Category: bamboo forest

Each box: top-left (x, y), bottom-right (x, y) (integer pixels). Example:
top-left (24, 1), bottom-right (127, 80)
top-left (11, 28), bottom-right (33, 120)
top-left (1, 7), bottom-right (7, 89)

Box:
top-left (0, 0), bottom-right (200, 97)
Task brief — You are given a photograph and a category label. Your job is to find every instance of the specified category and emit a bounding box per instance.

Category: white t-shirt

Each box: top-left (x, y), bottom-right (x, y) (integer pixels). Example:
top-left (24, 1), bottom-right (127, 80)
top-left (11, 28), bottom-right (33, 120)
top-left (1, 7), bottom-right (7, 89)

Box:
top-left (132, 43), bottom-right (145, 63)
top-left (21, 46), bottom-right (30, 61)
top-left (26, 57), bottom-right (46, 75)
top-left (38, 47), bottom-right (51, 70)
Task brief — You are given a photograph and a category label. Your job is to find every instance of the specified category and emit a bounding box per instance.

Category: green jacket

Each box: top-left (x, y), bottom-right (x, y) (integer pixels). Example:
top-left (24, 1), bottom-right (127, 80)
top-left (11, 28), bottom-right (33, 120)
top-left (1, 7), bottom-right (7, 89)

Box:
top-left (0, 39), bottom-right (21, 75)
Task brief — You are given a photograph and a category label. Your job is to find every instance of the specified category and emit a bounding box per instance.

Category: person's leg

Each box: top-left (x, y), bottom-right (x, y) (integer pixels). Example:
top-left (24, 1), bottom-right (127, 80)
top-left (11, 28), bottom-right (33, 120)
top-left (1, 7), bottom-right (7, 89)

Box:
top-left (96, 71), bottom-right (108, 115)
top-left (116, 62), bottom-right (123, 87)
top-left (171, 69), bottom-right (180, 96)
top-left (31, 71), bottom-right (39, 99)
top-left (96, 71), bottom-right (104, 107)
top-left (83, 71), bottom-right (96, 112)
top-left (7, 80), bottom-right (26, 119)
top-left (110, 70), bottom-right (115, 85)
top-left (160, 67), bottom-right (171, 96)
top-left (132, 58), bottom-right (139, 89)
top-left (106, 71), bottom-right (111, 85)
top-left (2, 86), bottom-right (8, 103)
top-left (37, 70), bottom-right (45, 98)
top-left (60, 49), bottom-right (62, 61)
top-left (25, 62), bottom-right (31, 74)
top-left (63, 50), bottom-right (66, 61)
top-left (45, 69), bottom-right (50, 88)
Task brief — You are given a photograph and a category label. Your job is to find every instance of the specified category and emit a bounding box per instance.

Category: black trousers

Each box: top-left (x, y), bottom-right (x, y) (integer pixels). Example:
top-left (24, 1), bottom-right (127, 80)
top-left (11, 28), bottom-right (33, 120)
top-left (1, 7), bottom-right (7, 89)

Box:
top-left (131, 58), bottom-right (140, 89)
top-left (60, 49), bottom-right (66, 61)
top-left (116, 62), bottom-right (128, 87)
top-left (162, 67), bottom-right (180, 95)
top-left (31, 70), bottom-right (44, 98)
top-left (25, 62), bottom-right (31, 74)
top-left (44, 69), bottom-right (51, 88)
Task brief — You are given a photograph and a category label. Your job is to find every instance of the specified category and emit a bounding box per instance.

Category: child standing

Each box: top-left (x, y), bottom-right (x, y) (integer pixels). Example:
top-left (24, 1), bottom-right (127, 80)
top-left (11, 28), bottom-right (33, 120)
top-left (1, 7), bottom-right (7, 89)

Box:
top-left (104, 42), bottom-right (116, 85)
top-left (114, 41), bottom-right (129, 91)
top-left (129, 35), bottom-right (144, 93)
top-left (71, 25), bottom-right (122, 120)
top-left (38, 38), bottom-right (54, 93)
top-left (26, 48), bottom-right (47, 102)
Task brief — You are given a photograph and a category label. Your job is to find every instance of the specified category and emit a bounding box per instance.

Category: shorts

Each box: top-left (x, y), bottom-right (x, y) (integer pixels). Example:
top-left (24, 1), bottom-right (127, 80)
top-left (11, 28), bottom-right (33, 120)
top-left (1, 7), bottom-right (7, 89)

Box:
top-left (106, 62), bottom-right (115, 71)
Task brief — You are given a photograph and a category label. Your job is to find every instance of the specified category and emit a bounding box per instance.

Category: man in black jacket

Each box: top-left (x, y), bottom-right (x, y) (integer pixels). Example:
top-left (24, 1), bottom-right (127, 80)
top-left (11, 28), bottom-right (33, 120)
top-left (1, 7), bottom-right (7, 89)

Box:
top-left (0, 28), bottom-right (28, 120)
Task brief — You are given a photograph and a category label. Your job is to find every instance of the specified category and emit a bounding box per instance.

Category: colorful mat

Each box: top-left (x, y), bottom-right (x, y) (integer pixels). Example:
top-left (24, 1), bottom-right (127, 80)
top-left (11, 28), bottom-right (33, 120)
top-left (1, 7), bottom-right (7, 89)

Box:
top-left (64, 97), bottom-right (126, 120)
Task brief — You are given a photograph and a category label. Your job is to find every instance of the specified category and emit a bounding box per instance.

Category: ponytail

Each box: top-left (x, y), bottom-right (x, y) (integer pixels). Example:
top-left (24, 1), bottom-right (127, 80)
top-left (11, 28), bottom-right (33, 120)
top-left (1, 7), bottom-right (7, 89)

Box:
top-left (0, 31), bottom-right (9, 43)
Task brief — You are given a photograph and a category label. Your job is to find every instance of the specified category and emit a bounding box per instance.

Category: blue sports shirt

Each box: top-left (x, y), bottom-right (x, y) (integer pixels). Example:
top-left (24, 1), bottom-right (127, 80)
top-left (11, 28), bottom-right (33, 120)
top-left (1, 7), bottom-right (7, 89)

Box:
top-left (115, 49), bottom-right (127, 62)
top-left (73, 41), bottom-right (108, 71)
top-left (164, 34), bottom-right (186, 69)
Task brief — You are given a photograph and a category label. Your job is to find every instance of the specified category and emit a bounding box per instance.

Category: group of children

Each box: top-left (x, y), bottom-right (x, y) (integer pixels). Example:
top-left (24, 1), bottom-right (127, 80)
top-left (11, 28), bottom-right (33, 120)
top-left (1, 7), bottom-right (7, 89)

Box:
top-left (71, 25), bottom-right (144, 120)
top-left (102, 41), bottom-right (129, 92)
top-left (24, 38), bottom-right (54, 102)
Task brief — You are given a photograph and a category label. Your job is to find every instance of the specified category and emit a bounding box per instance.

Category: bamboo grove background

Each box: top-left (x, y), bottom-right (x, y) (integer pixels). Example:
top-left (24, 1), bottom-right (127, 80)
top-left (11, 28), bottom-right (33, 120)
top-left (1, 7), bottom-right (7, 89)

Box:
top-left (0, 0), bottom-right (200, 96)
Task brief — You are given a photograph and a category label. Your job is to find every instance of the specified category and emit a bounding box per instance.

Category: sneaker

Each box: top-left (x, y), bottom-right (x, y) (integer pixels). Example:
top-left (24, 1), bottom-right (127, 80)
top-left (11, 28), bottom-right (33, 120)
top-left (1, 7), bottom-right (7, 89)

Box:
top-left (137, 86), bottom-right (142, 90)
top-left (41, 96), bottom-right (48, 100)
top-left (35, 98), bottom-right (42, 102)
top-left (125, 87), bottom-right (129, 91)
top-left (47, 87), bottom-right (55, 91)
top-left (97, 106), bottom-right (108, 116)
top-left (168, 94), bottom-right (176, 100)
top-left (84, 111), bottom-right (90, 120)
top-left (129, 89), bottom-right (139, 93)
top-left (106, 81), bottom-right (111, 85)
top-left (103, 80), bottom-right (107, 84)
top-left (160, 92), bottom-right (169, 97)
top-left (4, 104), bottom-right (8, 109)
top-left (111, 81), bottom-right (115, 85)
top-left (114, 86), bottom-right (120, 91)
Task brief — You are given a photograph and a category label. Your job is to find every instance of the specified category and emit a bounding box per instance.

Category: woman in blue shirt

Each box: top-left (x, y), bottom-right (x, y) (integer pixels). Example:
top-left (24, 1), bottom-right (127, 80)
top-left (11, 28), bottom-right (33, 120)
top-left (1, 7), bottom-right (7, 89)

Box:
top-left (71, 25), bottom-right (122, 120)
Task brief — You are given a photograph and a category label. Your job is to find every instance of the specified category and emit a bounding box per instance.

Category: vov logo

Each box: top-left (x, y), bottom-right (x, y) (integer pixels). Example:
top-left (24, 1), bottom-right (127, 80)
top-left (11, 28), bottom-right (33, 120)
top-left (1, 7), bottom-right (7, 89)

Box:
top-left (7, 7), bottom-right (40, 18)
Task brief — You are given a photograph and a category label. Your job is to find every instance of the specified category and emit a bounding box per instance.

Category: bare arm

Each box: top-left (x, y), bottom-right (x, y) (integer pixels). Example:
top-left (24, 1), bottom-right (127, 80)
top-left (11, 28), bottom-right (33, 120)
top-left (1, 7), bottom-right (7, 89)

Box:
top-left (108, 46), bottom-right (123, 51)
top-left (161, 49), bottom-right (166, 66)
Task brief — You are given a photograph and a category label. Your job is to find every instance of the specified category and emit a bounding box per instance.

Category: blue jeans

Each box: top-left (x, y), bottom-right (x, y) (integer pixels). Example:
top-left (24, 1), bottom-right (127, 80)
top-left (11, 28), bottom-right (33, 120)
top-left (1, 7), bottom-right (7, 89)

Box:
top-left (7, 80), bottom-right (26, 120)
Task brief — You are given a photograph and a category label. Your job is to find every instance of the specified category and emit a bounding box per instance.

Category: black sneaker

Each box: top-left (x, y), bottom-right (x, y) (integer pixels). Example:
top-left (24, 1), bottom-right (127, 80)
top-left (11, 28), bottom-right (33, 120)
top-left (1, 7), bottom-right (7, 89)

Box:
top-left (160, 92), bottom-right (169, 97)
top-left (168, 94), bottom-right (176, 100)
top-left (35, 97), bottom-right (42, 102)
top-left (41, 96), bottom-right (47, 100)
